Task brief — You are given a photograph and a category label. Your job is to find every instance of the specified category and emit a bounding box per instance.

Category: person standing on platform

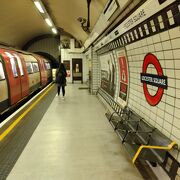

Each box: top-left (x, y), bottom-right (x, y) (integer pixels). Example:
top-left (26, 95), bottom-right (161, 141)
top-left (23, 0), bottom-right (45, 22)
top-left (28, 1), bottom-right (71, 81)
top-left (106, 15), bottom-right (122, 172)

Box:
top-left (56, 63), bottom-right (67, 98)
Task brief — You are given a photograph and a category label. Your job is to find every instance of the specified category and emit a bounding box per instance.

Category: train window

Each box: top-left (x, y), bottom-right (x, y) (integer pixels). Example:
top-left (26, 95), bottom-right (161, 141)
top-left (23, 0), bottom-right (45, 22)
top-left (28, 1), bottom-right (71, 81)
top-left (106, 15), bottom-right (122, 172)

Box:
top-left (5, 52), bottom-right (18, 78)
top-left (45, 63), bottom-right (51, 70)
top-left (32, 62), bottom-right (39, 73)
top-left (10, 57), bottom-right (18, 77)
top-left (26, 62), bottom-right (33, 74)
top-left (0, 62), bottom-right (5, 80)
top-left (14, 54), bottom-right (24, 76)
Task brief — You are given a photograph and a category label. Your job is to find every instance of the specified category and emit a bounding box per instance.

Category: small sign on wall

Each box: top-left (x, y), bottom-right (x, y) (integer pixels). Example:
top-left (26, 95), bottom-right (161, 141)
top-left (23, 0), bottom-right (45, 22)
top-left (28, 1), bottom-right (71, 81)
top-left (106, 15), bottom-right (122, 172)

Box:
top-left (63, 60), bottom-right (70, 77)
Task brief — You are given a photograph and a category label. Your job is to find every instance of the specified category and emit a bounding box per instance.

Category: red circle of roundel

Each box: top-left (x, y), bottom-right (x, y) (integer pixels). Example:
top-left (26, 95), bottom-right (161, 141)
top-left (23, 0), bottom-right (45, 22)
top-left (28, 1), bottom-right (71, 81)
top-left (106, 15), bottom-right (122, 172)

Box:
top-left (142, 53), bottom-right (164, 106)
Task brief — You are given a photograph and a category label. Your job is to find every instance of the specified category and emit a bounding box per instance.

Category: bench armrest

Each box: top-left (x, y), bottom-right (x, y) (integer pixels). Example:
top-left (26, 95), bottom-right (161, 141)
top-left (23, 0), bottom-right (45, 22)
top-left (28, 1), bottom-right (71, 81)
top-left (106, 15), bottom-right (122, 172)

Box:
top-left (132, 141), bottom-right (177, 163)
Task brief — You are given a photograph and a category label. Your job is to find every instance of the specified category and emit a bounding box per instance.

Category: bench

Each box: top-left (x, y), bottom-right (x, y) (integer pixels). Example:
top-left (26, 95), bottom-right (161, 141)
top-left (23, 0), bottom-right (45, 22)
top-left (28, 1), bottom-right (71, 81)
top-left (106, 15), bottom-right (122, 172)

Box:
top-left (107, 106), bottom-right (177, 163)
top-left (97, 88), bottom-right (179, 179)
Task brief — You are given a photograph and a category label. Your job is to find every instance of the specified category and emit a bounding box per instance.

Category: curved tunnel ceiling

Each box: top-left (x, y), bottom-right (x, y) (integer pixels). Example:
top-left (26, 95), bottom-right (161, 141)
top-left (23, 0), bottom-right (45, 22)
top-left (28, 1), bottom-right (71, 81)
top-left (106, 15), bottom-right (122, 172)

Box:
top-left (0, 0), bottom-right (108, 49)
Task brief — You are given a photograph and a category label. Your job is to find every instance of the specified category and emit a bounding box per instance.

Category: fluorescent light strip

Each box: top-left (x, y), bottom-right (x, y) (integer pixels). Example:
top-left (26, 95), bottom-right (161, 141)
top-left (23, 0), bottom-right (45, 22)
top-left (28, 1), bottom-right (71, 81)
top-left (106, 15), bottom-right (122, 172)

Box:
top-left (34, 1), bottom-right (45, 13)
top-left (45, 18), bottom-right (53, 27)
top-left (52, 28), bottom-right (57, 34)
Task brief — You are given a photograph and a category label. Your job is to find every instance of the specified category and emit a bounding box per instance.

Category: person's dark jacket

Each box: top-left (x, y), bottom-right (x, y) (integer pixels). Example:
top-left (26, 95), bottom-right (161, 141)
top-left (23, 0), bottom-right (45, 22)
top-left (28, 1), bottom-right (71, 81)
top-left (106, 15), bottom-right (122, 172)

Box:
top-left (56, 69), bottom-right (67, 86)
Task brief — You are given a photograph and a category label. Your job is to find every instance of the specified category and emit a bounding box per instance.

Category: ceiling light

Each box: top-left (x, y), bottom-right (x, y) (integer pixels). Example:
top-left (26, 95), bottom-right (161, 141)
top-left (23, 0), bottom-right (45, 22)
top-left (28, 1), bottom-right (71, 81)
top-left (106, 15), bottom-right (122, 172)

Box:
top-left (34, 1), bottom-right (45, 13)
top-left (45, 18), bottom-right (53, 27)
top-left (52, 28), bottom-right (57, 34)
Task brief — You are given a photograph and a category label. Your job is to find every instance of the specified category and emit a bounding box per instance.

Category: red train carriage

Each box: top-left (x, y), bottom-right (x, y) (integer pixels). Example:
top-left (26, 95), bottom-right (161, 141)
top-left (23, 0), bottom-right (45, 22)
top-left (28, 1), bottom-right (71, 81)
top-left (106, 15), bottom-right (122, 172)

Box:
top-left (0, 47), bottom-right (52, 115)
top-left (33, 54), bottom-right (48, 87)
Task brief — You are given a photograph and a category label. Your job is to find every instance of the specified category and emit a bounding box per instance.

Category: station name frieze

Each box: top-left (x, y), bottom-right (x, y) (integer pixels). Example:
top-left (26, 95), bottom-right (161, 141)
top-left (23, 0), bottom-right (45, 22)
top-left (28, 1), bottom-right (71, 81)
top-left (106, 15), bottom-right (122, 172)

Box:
top-left (141, 73), bottom-right (168, 89)
top-left (124, 9), bottom-right (146, 29)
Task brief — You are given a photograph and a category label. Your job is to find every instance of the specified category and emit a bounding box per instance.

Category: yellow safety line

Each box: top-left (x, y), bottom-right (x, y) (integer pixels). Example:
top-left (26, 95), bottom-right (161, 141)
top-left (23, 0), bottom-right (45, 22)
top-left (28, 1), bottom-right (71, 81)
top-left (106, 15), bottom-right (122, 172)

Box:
top-left (0, 84), bottom-right (55, 141)
top-left (132, 141), bottom-right (177, 163)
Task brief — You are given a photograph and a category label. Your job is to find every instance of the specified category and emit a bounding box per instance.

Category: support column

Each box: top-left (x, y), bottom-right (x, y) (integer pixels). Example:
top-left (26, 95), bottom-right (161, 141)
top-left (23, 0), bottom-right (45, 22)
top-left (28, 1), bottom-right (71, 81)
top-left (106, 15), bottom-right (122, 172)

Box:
top-left (91, 47), bottom-right (100, 94)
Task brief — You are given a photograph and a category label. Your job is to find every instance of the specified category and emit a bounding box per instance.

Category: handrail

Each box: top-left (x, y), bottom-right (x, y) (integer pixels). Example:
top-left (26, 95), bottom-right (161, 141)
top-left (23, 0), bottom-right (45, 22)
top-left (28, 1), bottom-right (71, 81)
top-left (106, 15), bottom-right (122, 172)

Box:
top-left (132, 141), bottom-right (177, 164)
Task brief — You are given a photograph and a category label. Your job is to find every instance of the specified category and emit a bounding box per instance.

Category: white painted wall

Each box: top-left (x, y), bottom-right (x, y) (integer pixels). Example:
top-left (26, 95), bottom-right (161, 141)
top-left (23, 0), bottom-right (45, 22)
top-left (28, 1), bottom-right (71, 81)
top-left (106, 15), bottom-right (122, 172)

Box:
top-left (61, 49), bottom-right (87, 83)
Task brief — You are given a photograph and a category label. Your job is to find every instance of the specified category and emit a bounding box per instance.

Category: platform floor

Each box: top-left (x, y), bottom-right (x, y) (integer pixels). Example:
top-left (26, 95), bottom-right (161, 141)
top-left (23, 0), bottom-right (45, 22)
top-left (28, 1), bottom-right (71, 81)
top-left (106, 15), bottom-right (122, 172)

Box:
top-left (7, 84), bottom-right (143, 180)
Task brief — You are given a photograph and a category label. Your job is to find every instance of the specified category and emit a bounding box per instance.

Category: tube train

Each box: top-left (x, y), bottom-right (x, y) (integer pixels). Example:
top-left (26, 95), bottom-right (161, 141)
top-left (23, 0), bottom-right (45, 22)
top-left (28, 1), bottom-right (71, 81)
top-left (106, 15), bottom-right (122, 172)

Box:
top-left (0, 46), bottom-right (52, 115)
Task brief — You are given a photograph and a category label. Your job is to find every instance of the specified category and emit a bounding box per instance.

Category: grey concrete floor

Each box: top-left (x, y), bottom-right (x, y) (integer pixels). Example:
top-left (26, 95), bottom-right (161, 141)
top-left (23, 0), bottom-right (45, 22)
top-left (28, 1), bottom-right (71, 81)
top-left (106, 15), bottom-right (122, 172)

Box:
top-left (7, 84), bottom-right (143, 180)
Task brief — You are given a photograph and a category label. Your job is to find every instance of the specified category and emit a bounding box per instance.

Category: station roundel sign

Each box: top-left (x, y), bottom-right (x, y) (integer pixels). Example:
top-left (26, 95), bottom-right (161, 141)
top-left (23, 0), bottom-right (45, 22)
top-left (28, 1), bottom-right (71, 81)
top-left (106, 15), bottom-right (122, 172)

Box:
top-left (141, 53), bottom-right (167, 106)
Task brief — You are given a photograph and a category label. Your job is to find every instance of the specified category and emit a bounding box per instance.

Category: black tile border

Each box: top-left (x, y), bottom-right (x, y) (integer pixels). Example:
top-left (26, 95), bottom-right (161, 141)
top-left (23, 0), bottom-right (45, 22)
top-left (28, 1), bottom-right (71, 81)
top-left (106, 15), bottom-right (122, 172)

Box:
top-left (97, 0), bottom-right (180, 55)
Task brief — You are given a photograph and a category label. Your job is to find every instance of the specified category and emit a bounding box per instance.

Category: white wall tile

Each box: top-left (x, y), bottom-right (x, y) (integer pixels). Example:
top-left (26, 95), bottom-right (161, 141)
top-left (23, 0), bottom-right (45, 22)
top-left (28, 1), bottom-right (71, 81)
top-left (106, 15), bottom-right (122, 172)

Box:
top-left (156, 116), bottom-right (164, 126)
top-left (172, 126), bottom-right (180, 139)
top-left (166, 69), bottom-right (175, 78)
top-left (173, 117), bottom-right (180, 129)
top-left (161, 94), bottom-right (166, 103)
top-left (176, 80), bottom-right (180, 89)
top-left (164, 112), bottom-right (173, 124)
top-left (146, 37), bottom-right (153, 45)
top-left (168, 78), bottom-right (176, 88)
top-left (166, 87), bottom-right (175, 96)
top-left (175, 99), bottom-right (180, 110)
top-left (150, 110), bottom-right (157, 119)
top-left (157, 108), bottom-right (165, 118)
top-left (174, 108), bottom-right (180, 119)
top-left (175, 70), bottom-right (180, 78)
top-left (176, 89), bottom-right (180, 99)
top-left (163, 50), bottom-right (174, 59)
top-left (155, 43), bottom-right (163, 51)
top-left (165, 60), bottom-right (174, 69)
top-left (158, 101), bottom-right (165, 110)
top-left (171, 38), bottom-right (180, 49)
top-left (169, 27), bottom-right (180, 39)
top-left (143, 46), bottom-right (148, 53)
top-left (162, 129), bottom-right (171, 138)
top-left (160, 31), bottom-right (170, 41)
top-left (156, 52), bottom-right (165, 60)
top-left (174, 60), bottom-right (180, 69)
top-left (163, 121), bottom-right (172, 132)
top-left (148, 45), bottom-right (155, 52)
top-left (153, 34), bottom-right (161, 43)
top-left (162, 41), bottom-right (172, 50)
top-left (142, 39), bottom-right (147, 46)
top-left (165, 104), bottom-right (174, 115)
top-left (154, 122), bottom-right (161, 129)
top-left (166, 95), bottom-right (175, 106)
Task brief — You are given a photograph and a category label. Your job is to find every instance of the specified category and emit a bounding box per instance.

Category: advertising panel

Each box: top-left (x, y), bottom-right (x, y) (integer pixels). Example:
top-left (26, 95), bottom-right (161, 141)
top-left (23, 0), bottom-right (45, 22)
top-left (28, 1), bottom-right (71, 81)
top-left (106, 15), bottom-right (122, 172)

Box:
top-left (116, 49), bottom-right (129, 107)
top-left (100, 53), bottom-right (116, 97)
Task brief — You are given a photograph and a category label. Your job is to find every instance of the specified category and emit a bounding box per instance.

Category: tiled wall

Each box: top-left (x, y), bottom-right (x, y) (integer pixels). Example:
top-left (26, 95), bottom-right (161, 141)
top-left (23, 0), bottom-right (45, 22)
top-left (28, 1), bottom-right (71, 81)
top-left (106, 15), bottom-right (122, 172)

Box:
top-left (127, 26), bottom-right (180, 146)
top-left (95, 0), bottom-right (180, 161)
top-left (92, 48), bottom-right (100, 94)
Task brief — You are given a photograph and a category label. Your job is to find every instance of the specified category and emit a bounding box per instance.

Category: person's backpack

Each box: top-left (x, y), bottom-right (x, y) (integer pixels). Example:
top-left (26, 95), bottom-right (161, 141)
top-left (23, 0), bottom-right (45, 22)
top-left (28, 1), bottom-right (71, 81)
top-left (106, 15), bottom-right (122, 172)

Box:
top-left (56, 72), bottom-right (62, 83)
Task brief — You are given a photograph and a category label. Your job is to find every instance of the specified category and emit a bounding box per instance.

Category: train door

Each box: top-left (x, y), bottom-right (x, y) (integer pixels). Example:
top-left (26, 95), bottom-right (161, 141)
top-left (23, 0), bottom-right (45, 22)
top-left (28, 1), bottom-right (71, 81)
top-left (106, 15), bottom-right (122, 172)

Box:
top-left (14, 53), bottom-right (29, 98)
top-left (2, 51), bottom-right (22, 105)
top-left (35, 55), bottom-right (47, 86)
top-left (0, 55), bottom-right (9, 114)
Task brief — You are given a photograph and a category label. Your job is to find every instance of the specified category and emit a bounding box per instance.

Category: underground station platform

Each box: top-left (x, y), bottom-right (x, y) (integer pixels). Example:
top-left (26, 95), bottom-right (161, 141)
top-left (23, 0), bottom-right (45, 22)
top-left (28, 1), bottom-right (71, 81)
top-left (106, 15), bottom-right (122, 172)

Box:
top-left (0, 83), bottom-right (175, 180)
